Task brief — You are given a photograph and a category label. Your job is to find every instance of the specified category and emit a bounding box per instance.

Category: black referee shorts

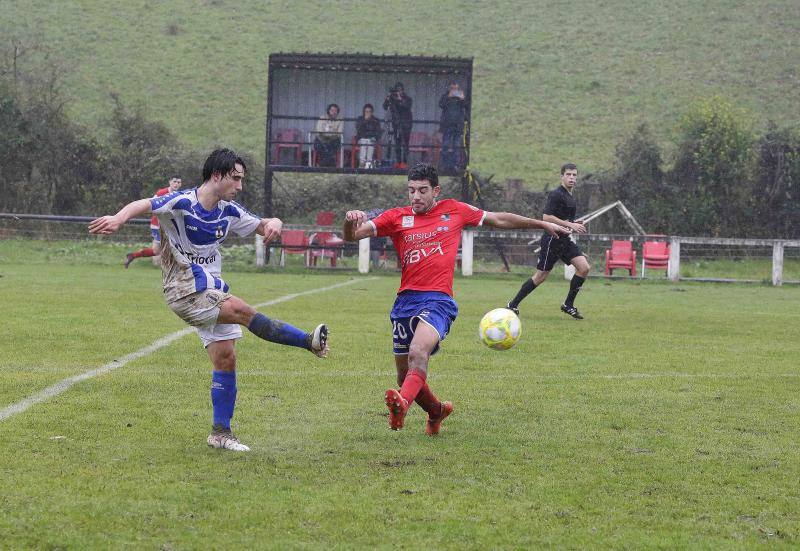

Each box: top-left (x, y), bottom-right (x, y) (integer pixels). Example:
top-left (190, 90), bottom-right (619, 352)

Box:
top-left (537, 235), bottom-right (584, 272)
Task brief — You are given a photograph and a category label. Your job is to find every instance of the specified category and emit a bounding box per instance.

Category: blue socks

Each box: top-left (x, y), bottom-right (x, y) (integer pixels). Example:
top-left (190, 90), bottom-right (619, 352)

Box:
top-left (211, 370), bottom-right (237, 429)
top-left (247, 313), bottom-right (309, 350)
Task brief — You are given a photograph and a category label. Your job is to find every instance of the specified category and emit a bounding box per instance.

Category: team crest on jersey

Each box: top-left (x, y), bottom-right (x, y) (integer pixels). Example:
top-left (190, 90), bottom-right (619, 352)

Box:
top-left (401, 216), bottom-right (415, 228)
top-left (440, 214), bottom-right (450, 220)
top-left (437, 226), bottom-right (449, 232)
top-left (215, 226), bottom-right (224, 239)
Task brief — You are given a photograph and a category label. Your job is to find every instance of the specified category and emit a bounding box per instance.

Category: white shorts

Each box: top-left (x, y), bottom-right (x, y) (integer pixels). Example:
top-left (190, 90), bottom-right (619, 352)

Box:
top-left (167, 289), bottom-right (243, 347)
top-left (197, 323), bottom-right (243, 348)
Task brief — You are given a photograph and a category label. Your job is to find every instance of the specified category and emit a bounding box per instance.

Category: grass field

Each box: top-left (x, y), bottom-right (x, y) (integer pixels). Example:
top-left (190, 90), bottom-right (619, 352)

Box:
top-left (2, 240), bottom-right (799, 548)
top-left (2, 0), bottom-right (799, 184)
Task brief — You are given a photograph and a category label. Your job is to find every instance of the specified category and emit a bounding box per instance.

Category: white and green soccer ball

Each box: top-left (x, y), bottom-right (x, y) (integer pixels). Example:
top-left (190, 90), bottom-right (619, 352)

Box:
top-left (478, 308), bottom-right (522, 350)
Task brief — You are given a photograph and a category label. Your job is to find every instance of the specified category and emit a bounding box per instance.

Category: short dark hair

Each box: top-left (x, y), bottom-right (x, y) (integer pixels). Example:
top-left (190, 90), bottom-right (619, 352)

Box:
top-left (170, 175), bottom-right (181, 180)
top-left (407, 162), bottom-right (438, 188)
top-left (202, 148), bottom-right (246, 182)
top-left (327, 103), bottom-right (339, 116)
top-left (363, 103), bottom-right (374, 113)
top-left (561, 163), bottom-right (578, 175)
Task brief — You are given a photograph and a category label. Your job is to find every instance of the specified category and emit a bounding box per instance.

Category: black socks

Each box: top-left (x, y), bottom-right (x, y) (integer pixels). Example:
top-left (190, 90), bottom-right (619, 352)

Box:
top-left (564, 275), bottom-right (586, 308)
top-left (509, 278), bottom-right (537, 309)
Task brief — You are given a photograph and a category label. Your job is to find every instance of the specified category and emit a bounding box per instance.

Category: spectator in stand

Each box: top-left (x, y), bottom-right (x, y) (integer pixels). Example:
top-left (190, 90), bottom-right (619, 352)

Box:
top-left (124, 175), bottom-right (182, 268)
top-left (439, 81), bottom-right (468, 171)
top-left (383, 82), bottom-right (413, 168)
top-left (355, 103), bottom-right (382, 168)
top-left (314, 103), bottom-right (343, 167)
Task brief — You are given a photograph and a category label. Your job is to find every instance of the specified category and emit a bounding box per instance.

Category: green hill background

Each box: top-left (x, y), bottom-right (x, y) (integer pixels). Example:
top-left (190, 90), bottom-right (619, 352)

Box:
top-left (3, 0), bottom-right (798, 186)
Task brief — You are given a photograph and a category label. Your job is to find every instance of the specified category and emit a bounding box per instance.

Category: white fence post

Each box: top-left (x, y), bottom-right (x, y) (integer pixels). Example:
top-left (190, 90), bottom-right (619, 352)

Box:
top-left (462, 229), bottom-right (474, 276)
top-left (255, 234), bottom-right (265, 267)
top-left (772, 241), bottom-right (784, 286)
top-left (668, 237), bottom-right (680, 281)
top-left (358, 237), bottom-right (370, 274)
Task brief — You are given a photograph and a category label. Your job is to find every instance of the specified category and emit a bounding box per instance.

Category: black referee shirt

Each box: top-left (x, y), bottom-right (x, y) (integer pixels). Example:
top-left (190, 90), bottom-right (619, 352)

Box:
top-left (542, 185), bottom-right (577, 241)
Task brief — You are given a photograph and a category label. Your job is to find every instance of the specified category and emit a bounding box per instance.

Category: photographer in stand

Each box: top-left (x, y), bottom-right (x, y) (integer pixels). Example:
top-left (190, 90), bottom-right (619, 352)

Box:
top-left (382, 82), bottom-right (413, 169)
top-left (439, 81), bottom-right (468, 171)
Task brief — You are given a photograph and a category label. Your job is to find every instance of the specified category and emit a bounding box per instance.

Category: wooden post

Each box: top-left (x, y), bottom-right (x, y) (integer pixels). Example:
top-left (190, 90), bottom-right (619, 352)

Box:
top-left (668, 237), bottom-right (680, 281)
top-left (358, 237), bottom-right (370, 274)
top-left (255, 234), bottom-right (265, 267)
top-left (772, 241), bottom-right (784, 286)
top-left (462, 229), bottom-right (474, 276)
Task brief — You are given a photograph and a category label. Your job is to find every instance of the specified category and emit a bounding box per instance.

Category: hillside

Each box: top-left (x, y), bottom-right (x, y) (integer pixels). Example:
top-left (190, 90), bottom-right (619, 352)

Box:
top-left (2, 0), bottom-right (799, 186)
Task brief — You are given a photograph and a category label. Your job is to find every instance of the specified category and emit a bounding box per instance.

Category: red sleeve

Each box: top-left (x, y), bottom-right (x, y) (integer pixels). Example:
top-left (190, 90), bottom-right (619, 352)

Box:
top-left (154, 187), bottom-right (169, 198)
top-left (371, 208), bottom-right (400, 237)
top-left (457, 201), bottom-right (486, 227)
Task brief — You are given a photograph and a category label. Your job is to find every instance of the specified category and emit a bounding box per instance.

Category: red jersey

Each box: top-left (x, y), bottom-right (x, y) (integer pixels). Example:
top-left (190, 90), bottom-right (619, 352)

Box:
top-left (370, 199), bottom-right (485, 297)
top-left (150, 187), bottom-right (170, 228)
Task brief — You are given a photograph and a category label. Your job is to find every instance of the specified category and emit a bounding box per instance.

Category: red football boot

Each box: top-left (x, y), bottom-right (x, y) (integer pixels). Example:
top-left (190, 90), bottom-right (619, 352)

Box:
top-left (384, 388), bottom-right (409, 431)
top-left (425, 401), bottom-right (453, 436)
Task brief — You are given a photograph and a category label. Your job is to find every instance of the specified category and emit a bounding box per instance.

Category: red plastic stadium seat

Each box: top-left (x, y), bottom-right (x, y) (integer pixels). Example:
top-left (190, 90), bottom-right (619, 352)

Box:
top-left (273, 128), bottom-right (302, 165)
top-left (604, 240), bottom-right (637, 277)
top-left (642, 241), bottom-right (670, 277)
top-left (315, 210), bottom-right (336, 226)
top-left (308, 231), bottom-right (344, 267)
top-left (279, 229), bottom-right (309, 267)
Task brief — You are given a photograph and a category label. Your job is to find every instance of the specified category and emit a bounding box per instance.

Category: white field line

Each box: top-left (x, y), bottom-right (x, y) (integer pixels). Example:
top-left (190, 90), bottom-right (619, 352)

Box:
top-left (0, 277), bottom-right (376, 422)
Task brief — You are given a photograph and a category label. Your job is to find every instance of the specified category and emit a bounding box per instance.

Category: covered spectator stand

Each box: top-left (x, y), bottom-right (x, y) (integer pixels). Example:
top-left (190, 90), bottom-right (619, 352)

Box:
top-left (264, 52), bottom-right (474, 216)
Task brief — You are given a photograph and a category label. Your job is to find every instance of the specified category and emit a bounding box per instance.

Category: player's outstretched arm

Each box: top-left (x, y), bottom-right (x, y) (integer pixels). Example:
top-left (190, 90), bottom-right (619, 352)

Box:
top-left (256, 217), bottom-right (283, 243)
top-left (343, 210), bottom-right (373, 242)
top-left (543, 214), bottom-right (587, 234)
top-left (88, 198), bottom-right (152, 235)
top-left (483, 212), bottom-right (571, 237)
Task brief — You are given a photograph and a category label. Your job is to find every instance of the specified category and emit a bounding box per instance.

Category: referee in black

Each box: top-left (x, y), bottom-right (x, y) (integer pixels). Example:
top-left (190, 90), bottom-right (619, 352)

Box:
top-left (506, 163), bottom-right (590, 319)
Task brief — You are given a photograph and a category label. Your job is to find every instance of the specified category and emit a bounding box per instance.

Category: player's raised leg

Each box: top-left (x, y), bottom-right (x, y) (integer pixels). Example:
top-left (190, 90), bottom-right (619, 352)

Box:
top-left (562, 255), bottom-right (590, 319)
top-left (385, 321), bottom-right (440, 430)
top-left (217, 296), bottom-right (329, 357)
top-left (205, 339), bottom-right (250, 451)
top-left (124, 246), bottom-right (156, 268)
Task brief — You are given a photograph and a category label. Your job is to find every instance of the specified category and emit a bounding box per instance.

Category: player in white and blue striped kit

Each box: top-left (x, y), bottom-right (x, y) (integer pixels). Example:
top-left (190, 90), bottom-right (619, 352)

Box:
top-left (90, 149), bottom-right (328, 452)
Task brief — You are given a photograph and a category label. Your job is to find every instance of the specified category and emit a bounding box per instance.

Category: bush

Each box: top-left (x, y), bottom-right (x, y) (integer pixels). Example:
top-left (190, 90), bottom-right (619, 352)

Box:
top-left (672, 96), bottom-right (755, 235)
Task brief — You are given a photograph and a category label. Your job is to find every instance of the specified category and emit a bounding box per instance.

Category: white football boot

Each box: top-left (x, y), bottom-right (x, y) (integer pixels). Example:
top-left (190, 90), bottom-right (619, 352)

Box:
top-left (207, 428), bottom-right (250, 452)
top-left (310, 324), bottom-right (329, 358)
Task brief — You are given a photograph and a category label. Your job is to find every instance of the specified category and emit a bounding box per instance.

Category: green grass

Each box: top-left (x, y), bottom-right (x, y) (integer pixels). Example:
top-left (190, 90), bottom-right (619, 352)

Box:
top-left (2, 0), bottom-right (799, 184)
top-left (1, 240), bottom-right (799, 548)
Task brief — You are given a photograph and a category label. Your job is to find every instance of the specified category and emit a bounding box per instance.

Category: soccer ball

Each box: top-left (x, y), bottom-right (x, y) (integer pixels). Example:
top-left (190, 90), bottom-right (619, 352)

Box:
top-left (478, 308), bottom-right (522, 350)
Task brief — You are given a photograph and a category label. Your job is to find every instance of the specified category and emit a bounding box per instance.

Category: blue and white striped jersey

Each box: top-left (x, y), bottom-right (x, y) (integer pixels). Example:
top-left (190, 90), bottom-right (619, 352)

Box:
top-left (151, 188), bottom-right (261, 302)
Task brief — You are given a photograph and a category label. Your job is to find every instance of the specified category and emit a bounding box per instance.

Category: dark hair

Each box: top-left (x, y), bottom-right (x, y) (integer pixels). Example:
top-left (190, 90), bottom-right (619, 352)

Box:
top-left (394, 82), bottom-right (404, 91)
top-left (560, 163), bottom-right (577, 175)
top-left (170, 175), bottom-right (181, 180)
top-left (448, 80), bottom-right (458, 87)
top-left (362, 103), bottom-right (374, 114)
top-left (407, 162), bottom-right (438, 187)
top-left (202, 148), bottom-right (246, 182)
top-left (327, 103), bottom-right (339, 116)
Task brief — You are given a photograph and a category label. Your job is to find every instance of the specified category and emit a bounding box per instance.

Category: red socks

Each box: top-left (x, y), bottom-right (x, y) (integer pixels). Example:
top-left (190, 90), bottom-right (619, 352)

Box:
top-left (399, 370), bottom-right (442, 417)
top-left (399, 370), bottom-right (426, 404)
top-left (414, 382), bottom-right (441, 417)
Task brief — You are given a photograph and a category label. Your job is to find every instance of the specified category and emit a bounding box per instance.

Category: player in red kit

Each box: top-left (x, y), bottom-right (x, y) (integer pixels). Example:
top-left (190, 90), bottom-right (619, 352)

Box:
top-left (124, 176), bottom-right (182, 268)
top-left (343, 163), bottom-right (569, 435)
